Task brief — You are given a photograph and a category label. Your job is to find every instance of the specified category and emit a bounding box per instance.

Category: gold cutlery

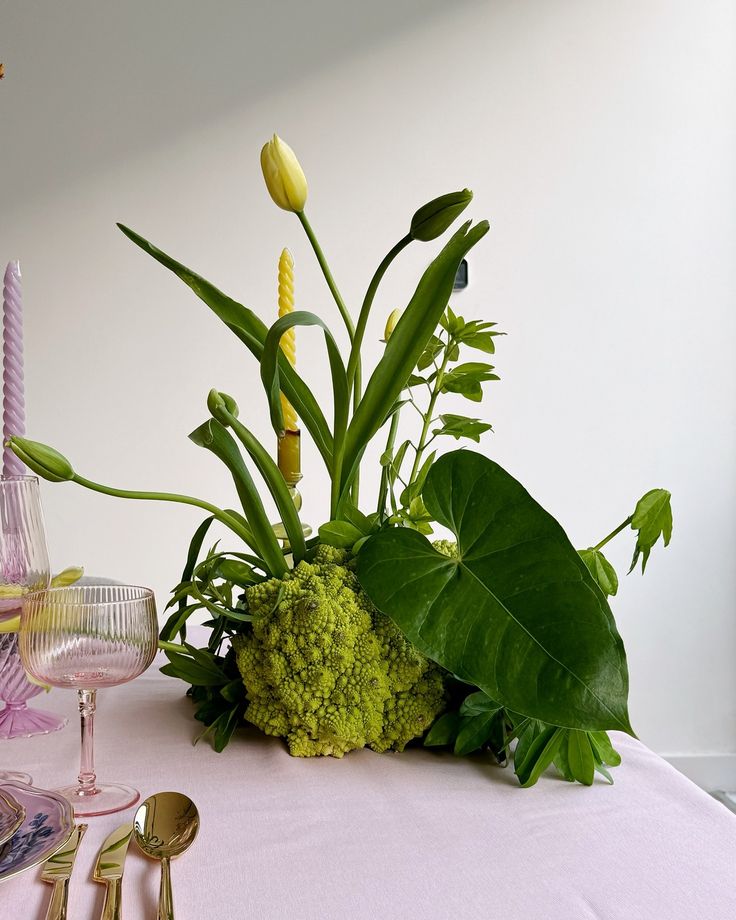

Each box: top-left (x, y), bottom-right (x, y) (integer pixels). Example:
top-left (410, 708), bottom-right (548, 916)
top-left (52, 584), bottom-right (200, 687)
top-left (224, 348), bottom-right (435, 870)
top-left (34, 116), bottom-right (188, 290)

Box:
top-left (133, 792), bottom-right (200, 920)
top-left (92, 822), bottom-right (133, 920)
top-left (41, 823), bottom-right (87, 920)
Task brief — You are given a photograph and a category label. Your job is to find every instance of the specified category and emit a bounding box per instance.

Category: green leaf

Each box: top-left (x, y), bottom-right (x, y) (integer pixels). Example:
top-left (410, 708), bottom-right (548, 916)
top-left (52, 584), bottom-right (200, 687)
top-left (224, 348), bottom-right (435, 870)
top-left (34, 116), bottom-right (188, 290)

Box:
top-left (400, 451), bottom-right (436, 507)
top-left (441, 362), bottom-right (499, 401)
top-left (461, 332), bottom-right (497, 354)
top-left (220, 678), bottom-right (245, 704)
top-left (566, 730), bottom-right (596, 786)
top-left (515, 726), bottom-right (564, 787)
top-left (431, 414), bottom-right (492, 443)
top-left (579, 548), bottom-right (619, 597)
top-left (554, 738), bottom-right (575, 782)
top-left (424, 711), bottom-right (462, 747)
top-left (440, 305), bottom-right (464, 335)
top-left (189, 419), bottom-right (287, 578)
top-left (318, 520), bottom-right (364, 549)
top-left (116, 224), bottom-right (333, 468)
top-left (417, 335), bottom-right (444, 371)
top-left (160, 649), bottom-right (228, 687)
top-left (161, 515), bottom-right (214, 641)
top-left (260, 311), bottom-right (348, 514)
top-left (459, 691), bottom-right (502, 717)
top-left (357, 449), bottom-right (632, 733)
top-left (589, 730), bottom-right (622, 766)
top-left (212, 558), bottom-right (260, 587)
top-left (454, 711), bottom-right (497, 756)
top-left (340, 220), bottom-right (490, 497)
top-left (629, 488), bottom-right (673, 573)
top-left (208, 392), bottom-right (307, 564)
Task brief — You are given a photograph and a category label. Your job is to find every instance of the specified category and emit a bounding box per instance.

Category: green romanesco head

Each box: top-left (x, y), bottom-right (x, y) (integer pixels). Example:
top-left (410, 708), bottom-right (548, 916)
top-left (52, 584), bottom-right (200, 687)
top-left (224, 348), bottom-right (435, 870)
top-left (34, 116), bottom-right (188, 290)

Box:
top-left (432, 539), bottom-right (459, 558)
top-left (233, 544), bottom-right (446, 758)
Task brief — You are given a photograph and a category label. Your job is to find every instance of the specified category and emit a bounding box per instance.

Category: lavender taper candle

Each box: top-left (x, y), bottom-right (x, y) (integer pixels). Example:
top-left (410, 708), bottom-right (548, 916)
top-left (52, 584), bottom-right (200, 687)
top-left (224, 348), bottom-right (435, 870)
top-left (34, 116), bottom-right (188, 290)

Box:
top-left (2, 261), bottom-right (26, 476)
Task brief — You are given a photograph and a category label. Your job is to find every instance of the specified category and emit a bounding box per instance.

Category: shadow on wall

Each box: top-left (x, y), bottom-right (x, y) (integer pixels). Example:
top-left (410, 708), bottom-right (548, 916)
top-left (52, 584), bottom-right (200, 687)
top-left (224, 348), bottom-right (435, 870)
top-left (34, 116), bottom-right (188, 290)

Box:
top-left (1, 0), bottom-right (480, 209)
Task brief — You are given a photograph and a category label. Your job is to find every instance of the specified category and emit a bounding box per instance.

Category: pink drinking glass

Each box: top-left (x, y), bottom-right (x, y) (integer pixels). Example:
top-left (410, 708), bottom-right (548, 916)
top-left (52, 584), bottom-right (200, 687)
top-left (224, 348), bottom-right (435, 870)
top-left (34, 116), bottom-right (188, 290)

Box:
top-left (0, 475), bottom-right (66, 740)
top-left (20, 584), bottom-right (158, 816)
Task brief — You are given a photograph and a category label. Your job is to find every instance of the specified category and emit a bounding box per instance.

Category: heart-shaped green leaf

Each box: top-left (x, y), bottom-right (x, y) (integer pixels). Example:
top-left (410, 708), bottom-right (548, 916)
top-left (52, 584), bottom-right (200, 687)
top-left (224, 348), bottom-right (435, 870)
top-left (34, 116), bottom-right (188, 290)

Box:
top-left (357, 450), bottom-right (632, 734)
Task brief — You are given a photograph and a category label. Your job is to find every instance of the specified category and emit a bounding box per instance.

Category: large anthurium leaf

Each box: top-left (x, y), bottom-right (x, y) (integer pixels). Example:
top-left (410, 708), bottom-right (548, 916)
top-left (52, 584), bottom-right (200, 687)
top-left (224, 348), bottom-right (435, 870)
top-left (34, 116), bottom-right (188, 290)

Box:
top-left (357, 450), bottom-right (633, 734)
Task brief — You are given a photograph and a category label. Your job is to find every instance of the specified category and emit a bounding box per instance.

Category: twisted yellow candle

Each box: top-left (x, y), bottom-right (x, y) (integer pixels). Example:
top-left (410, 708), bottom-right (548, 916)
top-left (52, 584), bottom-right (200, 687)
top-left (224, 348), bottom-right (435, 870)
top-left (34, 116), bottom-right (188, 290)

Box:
top-left (278, 248), bottom-right (298, 432)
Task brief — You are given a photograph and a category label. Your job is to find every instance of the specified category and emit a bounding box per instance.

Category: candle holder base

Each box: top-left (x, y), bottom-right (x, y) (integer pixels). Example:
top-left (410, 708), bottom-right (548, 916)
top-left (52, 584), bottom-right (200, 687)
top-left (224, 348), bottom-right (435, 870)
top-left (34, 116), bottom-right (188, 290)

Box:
top-left (0, 704), bottom-right (67, 740)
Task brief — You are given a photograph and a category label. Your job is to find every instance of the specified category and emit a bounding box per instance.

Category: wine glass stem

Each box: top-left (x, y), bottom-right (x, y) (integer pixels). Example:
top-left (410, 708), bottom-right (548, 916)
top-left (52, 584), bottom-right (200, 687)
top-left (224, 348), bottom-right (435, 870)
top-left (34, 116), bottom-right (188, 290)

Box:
top-left (77, 688), bottom-right (98, 797)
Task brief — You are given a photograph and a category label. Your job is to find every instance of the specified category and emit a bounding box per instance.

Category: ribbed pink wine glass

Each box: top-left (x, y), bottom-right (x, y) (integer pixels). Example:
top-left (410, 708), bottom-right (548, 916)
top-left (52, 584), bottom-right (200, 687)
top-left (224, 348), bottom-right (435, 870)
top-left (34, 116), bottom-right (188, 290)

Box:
top-left (0, 475), bottom-right (65, 742)
top-left (20, 584), bottom-right (158, 816)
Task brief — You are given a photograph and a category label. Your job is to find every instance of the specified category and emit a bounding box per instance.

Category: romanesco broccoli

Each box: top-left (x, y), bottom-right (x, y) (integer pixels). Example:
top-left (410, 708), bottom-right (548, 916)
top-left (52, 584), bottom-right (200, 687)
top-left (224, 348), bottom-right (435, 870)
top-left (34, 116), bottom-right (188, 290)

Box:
top-left (233, 545), bottom-right (446, 758)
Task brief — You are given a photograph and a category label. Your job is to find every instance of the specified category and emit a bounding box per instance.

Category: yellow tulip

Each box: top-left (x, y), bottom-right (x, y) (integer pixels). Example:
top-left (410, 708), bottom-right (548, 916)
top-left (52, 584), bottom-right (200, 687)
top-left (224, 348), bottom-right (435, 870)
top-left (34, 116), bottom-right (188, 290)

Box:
top-left (383, 308), bottom-right (402, 342)
top-left (260, 135), bottom-right (308, 212)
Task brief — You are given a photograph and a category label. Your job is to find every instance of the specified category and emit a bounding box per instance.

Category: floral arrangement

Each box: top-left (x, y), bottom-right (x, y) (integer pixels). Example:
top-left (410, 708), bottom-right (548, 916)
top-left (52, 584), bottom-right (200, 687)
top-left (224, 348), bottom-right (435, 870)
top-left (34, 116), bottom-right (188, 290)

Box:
top-left (11, 135), bottom-right (673, 786)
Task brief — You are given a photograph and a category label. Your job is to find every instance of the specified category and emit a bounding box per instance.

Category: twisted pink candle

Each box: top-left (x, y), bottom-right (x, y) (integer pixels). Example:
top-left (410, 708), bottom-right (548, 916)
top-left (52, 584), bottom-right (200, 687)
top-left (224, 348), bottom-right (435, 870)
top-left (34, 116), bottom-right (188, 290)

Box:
top-left (3, 261), bottom-right (26, 477)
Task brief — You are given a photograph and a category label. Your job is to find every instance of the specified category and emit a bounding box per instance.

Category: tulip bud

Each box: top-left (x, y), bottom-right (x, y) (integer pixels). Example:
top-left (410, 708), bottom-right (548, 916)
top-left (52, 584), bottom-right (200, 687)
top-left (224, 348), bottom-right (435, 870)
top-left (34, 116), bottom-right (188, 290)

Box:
top-left (207, 389), bottom-right (239, 422)
top-left (410, 189), bottom-right (473, 242)
top-left (8, 437), bottom-right (74, 482)
top-left (50, 566), bottom-right (84, 588)
top-left (383, 308), bottom-right (402, 342)
top-left (260, 134), bottom-right (308, 213)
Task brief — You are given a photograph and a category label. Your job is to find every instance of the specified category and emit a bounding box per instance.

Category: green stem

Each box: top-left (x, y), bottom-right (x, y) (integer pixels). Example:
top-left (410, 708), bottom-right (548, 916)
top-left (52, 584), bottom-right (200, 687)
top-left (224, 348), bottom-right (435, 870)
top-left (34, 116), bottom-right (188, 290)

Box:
top-left (346, 234), bottom-right (412, 399)
top-left (377, 410), bottom-right (401, 518)
top-left (408, 341), bottom-right (453, 486)
top-left (158, 640), bottom-right (185, 654)
top-left (297, 211), bottom-right (354, 341)
top-left (297, 209), bottom-right (361, 506)
top-left (347, 237), bottom-right (411, 507)
top-left (593, 516), bottom-right (633, 551)
top-left (72, 475), bottom-right (257, 550)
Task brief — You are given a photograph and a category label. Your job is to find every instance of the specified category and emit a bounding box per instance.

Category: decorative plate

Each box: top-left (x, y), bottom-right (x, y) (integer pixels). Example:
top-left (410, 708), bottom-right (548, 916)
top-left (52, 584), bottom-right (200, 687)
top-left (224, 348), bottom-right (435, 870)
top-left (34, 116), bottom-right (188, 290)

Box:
top-left (0, 789), bottom-right (25, 848)
top-left (0, 782), bottom-right (75, 884)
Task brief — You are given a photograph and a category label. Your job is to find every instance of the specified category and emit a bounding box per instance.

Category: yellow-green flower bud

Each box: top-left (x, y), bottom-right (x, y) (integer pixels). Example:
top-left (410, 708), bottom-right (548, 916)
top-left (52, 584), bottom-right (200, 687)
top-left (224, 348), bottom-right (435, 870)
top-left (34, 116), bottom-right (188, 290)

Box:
top-left (383, 308), bottom-right (402, 342)
top-left (50, 566), bottom-right (84, 588)
top-left (260, 134), bottom-right (308, 213)
top-left (207, 389), bottom-right (239, 422)
top-left (410, 189), bottom-right (473, 242)
top-left (8, 437), bottom-right (74, 482)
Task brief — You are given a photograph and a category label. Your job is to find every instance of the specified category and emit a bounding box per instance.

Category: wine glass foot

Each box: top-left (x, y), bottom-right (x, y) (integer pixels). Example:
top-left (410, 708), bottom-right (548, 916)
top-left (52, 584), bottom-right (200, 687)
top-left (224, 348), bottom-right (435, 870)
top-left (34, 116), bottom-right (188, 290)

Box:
top-left (0, 705), bottom-right (67, 739)
top-left (57, 782), bottom-right (140, 817)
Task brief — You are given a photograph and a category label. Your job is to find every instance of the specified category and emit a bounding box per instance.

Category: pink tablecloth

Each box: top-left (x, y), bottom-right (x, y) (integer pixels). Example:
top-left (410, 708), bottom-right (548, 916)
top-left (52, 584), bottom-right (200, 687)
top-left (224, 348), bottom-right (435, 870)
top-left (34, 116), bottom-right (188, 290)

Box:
top-left (1, 658), bottom-right (735, 920)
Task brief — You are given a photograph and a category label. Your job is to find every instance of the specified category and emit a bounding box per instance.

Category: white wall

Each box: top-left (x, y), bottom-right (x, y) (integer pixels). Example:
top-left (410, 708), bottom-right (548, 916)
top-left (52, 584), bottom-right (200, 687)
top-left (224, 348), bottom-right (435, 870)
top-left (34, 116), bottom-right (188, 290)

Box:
top-left (1, 0), bottom-right (734, 764)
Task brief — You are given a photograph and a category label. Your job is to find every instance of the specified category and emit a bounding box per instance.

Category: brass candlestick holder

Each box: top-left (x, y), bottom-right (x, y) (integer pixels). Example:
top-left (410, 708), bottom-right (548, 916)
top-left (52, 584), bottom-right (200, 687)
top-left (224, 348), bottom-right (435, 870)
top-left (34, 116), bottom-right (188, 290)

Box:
top-left (273, 429), bottom-right (312, 545)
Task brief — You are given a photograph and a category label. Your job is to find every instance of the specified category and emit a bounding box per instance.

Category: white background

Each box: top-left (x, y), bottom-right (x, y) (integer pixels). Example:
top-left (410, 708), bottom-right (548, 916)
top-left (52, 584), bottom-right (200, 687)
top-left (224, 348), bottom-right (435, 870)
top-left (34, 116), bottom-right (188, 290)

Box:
top-left (1, 0), bottom-right (734, 766)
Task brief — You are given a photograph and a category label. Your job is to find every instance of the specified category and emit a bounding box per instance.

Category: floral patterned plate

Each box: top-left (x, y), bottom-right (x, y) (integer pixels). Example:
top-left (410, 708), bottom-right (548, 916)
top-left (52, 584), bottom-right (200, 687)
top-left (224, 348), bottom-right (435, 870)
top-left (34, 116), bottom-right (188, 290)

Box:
top-left (0, 782), bottom-right (74, 884)
top-left (0, 788), bottom-right (25, 848)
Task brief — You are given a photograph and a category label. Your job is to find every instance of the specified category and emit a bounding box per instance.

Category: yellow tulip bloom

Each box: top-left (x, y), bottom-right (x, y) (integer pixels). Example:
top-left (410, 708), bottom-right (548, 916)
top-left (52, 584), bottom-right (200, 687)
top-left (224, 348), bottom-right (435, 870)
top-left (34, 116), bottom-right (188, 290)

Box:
top-left (260, 134), bottom-right (308, 212)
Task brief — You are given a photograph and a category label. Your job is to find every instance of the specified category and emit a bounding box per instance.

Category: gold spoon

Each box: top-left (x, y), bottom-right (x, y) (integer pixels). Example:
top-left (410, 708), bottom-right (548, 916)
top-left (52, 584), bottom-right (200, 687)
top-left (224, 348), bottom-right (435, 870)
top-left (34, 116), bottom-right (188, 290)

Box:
top-left (133, 792), bottom-right (200, 920)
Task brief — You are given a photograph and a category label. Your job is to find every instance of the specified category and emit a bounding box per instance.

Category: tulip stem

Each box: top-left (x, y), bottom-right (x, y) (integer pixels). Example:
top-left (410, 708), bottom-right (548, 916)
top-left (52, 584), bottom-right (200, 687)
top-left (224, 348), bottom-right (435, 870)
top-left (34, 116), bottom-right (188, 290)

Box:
top-left (71, 475), bottom-right (258, 550)
top-left (297, 211), bottom-right (355, 342)
top-left (298, 209), bottom-right (364, 503)
top-left (346, 234), bottom-right (412, 401)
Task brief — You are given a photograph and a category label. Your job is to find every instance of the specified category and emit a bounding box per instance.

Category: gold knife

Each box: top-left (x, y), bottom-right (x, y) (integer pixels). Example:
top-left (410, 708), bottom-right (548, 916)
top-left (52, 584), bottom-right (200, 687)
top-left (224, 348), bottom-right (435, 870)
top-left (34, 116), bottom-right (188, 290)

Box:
top-left (92, 822), bottom-right (133, 920)
top-left (41, 823), bottom-right (88, 920)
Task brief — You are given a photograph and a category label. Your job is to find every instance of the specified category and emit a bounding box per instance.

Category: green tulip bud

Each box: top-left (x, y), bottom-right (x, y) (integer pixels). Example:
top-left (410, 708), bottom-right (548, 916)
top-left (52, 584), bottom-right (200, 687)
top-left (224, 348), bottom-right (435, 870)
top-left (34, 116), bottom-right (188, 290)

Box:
top-left (207, 389), bottom-right (239, 423)
top-left (8, 437), bottom-right (74, 482)
top-left (410, 189), bottom-right (473, 242)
